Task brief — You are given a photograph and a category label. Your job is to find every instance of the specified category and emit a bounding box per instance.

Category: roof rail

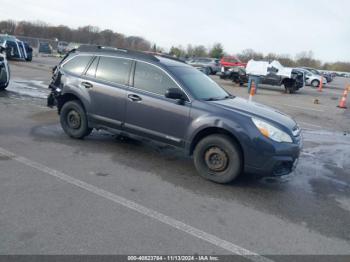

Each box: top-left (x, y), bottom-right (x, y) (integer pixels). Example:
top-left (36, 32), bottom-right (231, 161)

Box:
top-left (75, 44), bottom-right (159, 62)
top-left (143, 51), bottom-right (186, 63)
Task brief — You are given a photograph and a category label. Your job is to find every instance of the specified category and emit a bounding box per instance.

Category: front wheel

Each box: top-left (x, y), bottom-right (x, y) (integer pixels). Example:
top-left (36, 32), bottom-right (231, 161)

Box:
top-left (285, 86), bottom-right (297, 94)
top-left (311, 80), bottom-right (320, 88)
top-left (0, 83), bottom-right (8, 90)
top-left (193, 134), bottom-right (242, 183)
top-left (60, 100), bottom-right (92, 139)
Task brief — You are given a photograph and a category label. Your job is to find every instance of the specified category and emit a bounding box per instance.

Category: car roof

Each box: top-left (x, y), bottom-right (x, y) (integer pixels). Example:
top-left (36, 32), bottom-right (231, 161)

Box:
top-left (70, 45), bottom-right (188, 68)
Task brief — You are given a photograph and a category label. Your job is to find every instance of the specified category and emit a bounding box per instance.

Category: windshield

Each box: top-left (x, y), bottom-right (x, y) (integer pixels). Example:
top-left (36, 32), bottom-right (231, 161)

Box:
top-left (171, 66), bottom-right (230, 100)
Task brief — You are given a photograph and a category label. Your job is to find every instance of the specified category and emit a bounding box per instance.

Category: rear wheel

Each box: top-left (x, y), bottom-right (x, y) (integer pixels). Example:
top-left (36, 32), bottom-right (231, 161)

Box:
top-left (193, 134), bottom-right (242, 183)
top-left (60, 100), bottom-right (92, 139)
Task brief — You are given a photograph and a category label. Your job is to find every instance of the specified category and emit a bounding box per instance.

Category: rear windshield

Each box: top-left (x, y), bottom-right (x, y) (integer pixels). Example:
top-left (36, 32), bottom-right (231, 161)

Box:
top-left (62, 55), bottom-right (93, 75)
top-left (170, 66), bottom-right (228, 100)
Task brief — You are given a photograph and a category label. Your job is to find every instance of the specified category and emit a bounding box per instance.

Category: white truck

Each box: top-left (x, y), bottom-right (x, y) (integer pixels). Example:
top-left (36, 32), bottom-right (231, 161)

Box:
top-left (246, 60), bottom-right (305, 93)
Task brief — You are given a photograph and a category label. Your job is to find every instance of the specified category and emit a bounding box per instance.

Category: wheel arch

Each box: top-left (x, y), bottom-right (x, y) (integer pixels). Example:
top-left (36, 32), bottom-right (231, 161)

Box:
top-left (57, 92), bottom-right (86, 114)
top-left (189, 127), bottom-right (244, 165)
top-left (311, 79), bottom-right (320, 87)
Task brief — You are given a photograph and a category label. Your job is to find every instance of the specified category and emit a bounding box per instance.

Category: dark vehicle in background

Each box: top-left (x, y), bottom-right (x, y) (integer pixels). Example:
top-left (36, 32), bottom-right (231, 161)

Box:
top-left (0, 34), bottom-right (32, 61)
top-left (221, 66), bottom-right (248, 86)
top-left (187, 57), bottom-right (220, 75)
top-left (23, 42), bottom-right (33, 61)
top-left (320, 72), bottom-right (333, 83)
top-left (246, 60), bottom-right (305, 93)
top-left (260, 69), bottom-right (305, 93)
top-left (47, 45), bottom-right (302, 183)
top-left (220, 56), bottom-right (246, 78)
top-left (39, 42), bottom-right (53, 54)
top-left (0, 43), bottom-right (10, 90)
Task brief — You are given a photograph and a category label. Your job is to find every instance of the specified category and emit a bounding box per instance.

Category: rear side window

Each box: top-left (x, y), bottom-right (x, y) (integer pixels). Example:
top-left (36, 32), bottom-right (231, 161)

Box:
top-left (96, 57), bottom-right (132, 85)
top-left (133, 62), bottom-right (178, 95)
top-left (62, 55), bottom-right (93, 75)
top-left (85, 57), bottom-right (99, 78)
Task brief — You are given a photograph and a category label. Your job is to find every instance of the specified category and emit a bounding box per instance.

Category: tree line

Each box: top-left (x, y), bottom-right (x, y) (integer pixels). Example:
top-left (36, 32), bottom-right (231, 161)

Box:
top-left (0, 20), bottom-right (151, 51)
top-left (1, 20), bottom-right (349, 72)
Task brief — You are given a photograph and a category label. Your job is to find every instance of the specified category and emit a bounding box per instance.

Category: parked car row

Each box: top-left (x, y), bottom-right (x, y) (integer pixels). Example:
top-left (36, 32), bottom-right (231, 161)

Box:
top-left (186, 56), bottom-right (246, 77)
top-left (217, 58), bottom-right (340, 91)
top-left (300, 67), bottom-right (334, 85)
top-left (298, 68), bottom-right (327, 87)
top-left (0, 34), bottom-right (33, 61)
top-left (187, 58), bottom-right (221, 75)
top-left (185, 53), bottom-right (340, 92)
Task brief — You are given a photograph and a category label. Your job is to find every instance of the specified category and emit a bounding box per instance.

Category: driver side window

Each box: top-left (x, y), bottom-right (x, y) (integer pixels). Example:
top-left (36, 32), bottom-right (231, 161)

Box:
top-left (133, 62), bottom-right (178, 95)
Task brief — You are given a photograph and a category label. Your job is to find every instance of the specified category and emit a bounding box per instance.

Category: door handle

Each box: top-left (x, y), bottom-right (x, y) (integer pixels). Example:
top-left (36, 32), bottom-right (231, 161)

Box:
top-left (81, 81), bottom-right (93, 88)
top-left (128, 94), bottom-right (142, 102)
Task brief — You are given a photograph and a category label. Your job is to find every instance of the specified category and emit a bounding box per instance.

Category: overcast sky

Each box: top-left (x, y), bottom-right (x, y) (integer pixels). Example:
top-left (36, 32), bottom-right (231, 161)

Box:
top-left (2, 0), bottom-right (349, 62)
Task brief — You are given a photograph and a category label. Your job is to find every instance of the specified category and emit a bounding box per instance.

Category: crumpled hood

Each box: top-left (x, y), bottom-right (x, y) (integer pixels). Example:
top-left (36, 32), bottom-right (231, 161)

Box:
top-left (212, 97), bottom-right (297, 130)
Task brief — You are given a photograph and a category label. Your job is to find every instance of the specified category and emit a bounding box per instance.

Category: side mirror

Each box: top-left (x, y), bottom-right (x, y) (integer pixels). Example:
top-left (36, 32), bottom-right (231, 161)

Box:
top-left (165, 88), bottom-right (186, 101)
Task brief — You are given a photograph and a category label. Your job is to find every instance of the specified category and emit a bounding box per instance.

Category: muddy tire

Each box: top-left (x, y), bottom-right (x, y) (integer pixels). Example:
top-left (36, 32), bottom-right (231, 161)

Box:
top-left (60, 100), bottom-right (92, 139)
top-left (193, 134), bottom-right (242, 184)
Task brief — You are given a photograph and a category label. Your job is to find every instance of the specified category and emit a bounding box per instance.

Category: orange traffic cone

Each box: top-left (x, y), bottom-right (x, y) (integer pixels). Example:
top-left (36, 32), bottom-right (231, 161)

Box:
top-left (318, 76), bottom-right (323, 92)
top-left (337, 88), bottom-right (348, 109)
top-left (248, 81), bottom-right (256, 102)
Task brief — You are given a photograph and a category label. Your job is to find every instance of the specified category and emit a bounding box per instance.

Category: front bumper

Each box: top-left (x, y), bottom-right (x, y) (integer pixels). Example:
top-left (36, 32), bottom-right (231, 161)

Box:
top-left (245, 154), bottom-right (299, 177)
top-left (244, 134), bottom-right (302, 178)
top-left (47, 83), bottom-right (61, 108)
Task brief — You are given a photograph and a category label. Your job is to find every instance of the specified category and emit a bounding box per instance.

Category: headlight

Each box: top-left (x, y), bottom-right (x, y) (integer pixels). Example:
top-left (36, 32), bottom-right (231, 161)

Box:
top-left (252, 118), bottom-right (293, 143)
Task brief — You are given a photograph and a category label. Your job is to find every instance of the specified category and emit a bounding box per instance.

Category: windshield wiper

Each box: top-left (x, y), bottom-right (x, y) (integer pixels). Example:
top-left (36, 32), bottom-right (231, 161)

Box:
top-left (204, 95), bottom-right (234, 101)
top-left (224, 95), bottom-right (235, 99)
top-left (204, 97), bottom-right (221, 101)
